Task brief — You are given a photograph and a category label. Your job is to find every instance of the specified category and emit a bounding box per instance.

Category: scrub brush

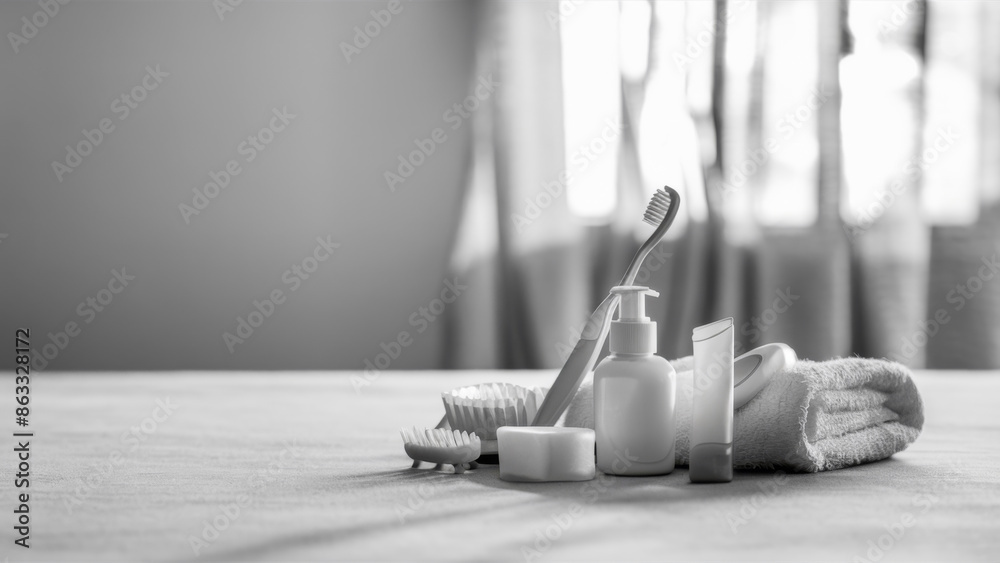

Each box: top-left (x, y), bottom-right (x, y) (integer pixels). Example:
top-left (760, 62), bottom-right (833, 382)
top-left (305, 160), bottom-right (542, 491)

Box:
top-left (400, 427), bottom-right (481, 474)
top-left (441, 382), bottom-right (547, 455)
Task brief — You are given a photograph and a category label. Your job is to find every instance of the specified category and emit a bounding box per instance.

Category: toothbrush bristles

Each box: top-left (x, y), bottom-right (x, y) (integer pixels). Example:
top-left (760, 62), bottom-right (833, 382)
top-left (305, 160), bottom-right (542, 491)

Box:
top-left (643, 188), bottom-right (672, 227)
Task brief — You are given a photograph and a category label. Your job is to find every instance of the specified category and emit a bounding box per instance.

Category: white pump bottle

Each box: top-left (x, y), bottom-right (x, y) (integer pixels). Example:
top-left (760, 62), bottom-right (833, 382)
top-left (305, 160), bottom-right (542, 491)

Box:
top-left (594, 286), bottom-right (676, 476)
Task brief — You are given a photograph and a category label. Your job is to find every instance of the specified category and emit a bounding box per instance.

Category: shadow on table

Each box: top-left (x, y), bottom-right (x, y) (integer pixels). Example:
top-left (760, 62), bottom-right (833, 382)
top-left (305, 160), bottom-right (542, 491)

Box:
top-left (180, 456), bottom-right (923, 562)
top-left (458, 458), bottom-right (916, 505)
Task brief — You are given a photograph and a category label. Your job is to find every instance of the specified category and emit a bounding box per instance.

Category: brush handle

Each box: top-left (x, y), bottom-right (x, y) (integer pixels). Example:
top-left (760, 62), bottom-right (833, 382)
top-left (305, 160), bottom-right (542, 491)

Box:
top-left (530, 293), bottom-right (619, 426)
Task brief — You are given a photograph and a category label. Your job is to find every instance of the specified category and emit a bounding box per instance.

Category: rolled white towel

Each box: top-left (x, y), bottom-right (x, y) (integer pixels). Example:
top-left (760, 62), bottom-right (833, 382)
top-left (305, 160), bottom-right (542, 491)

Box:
top-left (564, 356), bottom-right (924, 472)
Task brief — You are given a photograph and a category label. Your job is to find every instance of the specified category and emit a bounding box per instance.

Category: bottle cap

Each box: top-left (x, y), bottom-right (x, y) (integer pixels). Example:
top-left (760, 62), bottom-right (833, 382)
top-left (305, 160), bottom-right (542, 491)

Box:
top-left (608, 285), bottom-right (658, 354)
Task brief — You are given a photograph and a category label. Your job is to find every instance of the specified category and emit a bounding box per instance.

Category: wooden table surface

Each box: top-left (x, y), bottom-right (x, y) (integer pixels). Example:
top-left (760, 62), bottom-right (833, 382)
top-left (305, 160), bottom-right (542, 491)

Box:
top-left (7, 370), bottom-right (1000, 562)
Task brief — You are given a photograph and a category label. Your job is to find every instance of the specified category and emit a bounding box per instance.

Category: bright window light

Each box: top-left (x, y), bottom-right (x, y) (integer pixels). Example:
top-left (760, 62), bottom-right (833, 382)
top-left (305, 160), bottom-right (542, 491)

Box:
top-left (920, 0), bottom-right (981, 225)
top-left (754, 0), bottom-right (819, 227)
top-left (560, 0), bottom-right (621, 221)
top-left (619, 0), bottom-right (651, 83)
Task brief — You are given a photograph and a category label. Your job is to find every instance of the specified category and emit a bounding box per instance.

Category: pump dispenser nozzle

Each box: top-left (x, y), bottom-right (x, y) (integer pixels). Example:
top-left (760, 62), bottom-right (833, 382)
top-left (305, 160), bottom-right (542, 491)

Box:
top-left (608, 285), bottom-right (659, 354)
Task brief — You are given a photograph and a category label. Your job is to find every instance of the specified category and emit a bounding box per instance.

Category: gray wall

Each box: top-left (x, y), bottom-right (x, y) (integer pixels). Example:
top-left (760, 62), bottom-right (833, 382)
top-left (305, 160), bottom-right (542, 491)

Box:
top-left (0, 1), bottom-right (477, 370)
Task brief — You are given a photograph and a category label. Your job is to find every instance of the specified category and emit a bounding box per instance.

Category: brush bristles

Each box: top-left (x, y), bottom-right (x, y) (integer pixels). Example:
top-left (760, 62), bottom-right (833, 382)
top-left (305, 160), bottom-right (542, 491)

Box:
top-left (399, 426), bottom-right (480, 448)
top-left (643, 188), bottom-right (673, 227)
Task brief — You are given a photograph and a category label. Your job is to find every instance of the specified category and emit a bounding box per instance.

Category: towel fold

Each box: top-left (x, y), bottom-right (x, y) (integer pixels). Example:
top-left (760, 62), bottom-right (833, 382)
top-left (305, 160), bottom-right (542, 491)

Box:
top-left (563, 356), bottom-right (924, 472)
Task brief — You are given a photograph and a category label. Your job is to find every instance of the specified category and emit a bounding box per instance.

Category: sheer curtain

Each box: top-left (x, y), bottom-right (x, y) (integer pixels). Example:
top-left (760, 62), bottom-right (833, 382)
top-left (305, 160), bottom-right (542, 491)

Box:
top-left (445, 0), bottom-right (1000, 370)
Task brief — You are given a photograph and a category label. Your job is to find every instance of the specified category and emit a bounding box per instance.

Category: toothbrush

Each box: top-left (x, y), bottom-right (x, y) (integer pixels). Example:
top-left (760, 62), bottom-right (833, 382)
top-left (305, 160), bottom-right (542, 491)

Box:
top-left (531, 186), bottom-right (681, 426)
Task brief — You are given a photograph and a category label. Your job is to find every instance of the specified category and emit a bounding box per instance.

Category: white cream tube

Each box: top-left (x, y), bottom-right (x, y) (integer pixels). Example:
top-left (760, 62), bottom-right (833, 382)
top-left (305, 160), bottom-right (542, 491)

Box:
top-left (690, 318), bottom-right (734, 483)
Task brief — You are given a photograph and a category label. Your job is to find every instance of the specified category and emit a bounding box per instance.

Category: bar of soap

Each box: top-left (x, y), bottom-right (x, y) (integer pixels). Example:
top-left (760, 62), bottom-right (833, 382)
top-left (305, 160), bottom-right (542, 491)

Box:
top-left (497, 427), bottom-right (595, 482)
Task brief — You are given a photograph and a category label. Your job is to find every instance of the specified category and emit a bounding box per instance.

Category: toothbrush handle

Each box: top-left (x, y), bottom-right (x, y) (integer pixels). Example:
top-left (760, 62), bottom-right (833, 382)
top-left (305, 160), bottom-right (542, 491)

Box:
top-left (531, 293), bottom-right (619, 426)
